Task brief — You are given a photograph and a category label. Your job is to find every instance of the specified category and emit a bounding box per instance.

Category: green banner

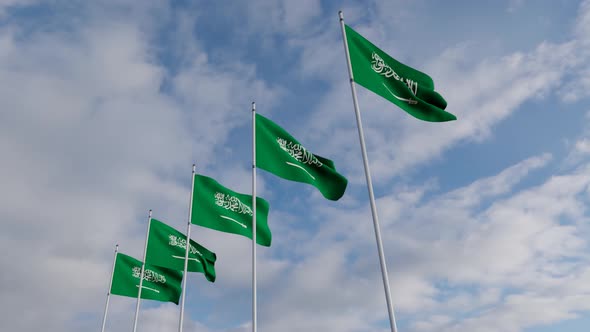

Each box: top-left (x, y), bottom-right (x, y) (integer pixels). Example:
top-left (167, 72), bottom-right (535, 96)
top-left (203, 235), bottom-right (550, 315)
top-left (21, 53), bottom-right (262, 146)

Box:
top-left (145, 218), bottom-right (217, 282)
top-left (110, 253), bottom-right (183, 304)
top-left (345, 24), bottom-right (456, 122)
top-left (191, 174), bottom-right (272, 247)
top-left (256, 113), bottom-right (348, 201)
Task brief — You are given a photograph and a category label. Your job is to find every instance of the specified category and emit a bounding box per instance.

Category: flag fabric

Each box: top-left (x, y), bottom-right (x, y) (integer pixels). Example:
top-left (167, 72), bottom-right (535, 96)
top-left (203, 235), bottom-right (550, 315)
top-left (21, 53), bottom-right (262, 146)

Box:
top-left (191, 174), bottom-right (272, 247)
top-left (256, 113), bottom-right (348, 201)
top-left (110, 253), bottom-right (183, 304)
top-left (344, 24), bottom-right (456, 122)
top-left (145, 219), bottom-right (217, 282)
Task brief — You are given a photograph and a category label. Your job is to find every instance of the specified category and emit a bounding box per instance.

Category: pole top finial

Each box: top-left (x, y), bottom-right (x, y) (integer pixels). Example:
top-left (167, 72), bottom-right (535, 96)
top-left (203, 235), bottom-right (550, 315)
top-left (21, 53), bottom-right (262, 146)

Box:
top-left (252, 101), bottom-right (256, 111)
top-left (148, 209), bottom-right (152, 217)
top-left (339, 10), bottom-right (343, 20)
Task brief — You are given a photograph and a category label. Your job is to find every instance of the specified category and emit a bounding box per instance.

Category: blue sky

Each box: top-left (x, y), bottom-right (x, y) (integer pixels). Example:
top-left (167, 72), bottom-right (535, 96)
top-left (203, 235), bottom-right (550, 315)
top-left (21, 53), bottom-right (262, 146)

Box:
top-left (1, 1), bottom-right (590, 331)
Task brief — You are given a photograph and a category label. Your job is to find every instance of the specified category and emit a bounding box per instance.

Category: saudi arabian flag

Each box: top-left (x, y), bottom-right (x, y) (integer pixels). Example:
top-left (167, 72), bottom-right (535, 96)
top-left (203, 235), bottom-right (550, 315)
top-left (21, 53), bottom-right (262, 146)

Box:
top-left (191, 174), bottom-right (271, 247)
top-left (145, 219), bottom-right (217, 282)
top-left (256, 113), bottom-right (348, 201)
top-left (110, 253), bottom-right (183, 304)
top-left (344, 24), bottom-right (456, 122)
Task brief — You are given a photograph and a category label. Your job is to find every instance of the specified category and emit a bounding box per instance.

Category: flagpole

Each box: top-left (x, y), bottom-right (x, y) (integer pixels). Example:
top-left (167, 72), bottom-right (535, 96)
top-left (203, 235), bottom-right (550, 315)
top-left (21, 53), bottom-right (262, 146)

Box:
top-left (101, 244), bottom-right (119, 332)
top-left (132, 209), bottom-right (152, 332)
top-left (179, 164), bottom-right (196, 332)
top-left (338, 11), bottom-right (399, 332)
top-left (251, 101), bottom-right (258, 332)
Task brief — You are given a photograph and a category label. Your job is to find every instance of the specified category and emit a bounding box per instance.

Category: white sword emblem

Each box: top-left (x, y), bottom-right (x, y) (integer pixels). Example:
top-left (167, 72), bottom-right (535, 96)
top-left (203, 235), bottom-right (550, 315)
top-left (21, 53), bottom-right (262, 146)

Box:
top-left (285, 162), bottom-right (316, 180)
top-left (220, 215), bottom-right (247, 228)
top-left (136, 285), bottom-right (160, 293)
top-left (382, 83), bottom-right (418, 105)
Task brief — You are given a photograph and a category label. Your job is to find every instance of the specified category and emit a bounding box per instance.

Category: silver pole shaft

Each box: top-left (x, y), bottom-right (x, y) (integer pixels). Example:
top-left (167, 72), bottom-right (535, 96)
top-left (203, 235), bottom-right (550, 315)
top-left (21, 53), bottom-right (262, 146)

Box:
top-left (132, 210), bottom-right (152, 332)
top-left (101, 244), bottom-right (119, 332)
top-left (179, 164), bottom-right (196, 332)
top-left (251, 101), bottom-right (257, 332)
top-left (338, 11), bottom-right (399, 332)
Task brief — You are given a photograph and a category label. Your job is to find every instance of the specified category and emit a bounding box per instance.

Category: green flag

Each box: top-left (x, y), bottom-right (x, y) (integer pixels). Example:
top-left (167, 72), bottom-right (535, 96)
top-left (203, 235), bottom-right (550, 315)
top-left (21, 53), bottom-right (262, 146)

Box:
top-left (256, 113), bottom-right (348, 201)
top-left (344, 24), bottom-right (456, 122)
top-left (145, 219), bottom-right (217, 282)
top-left (110, 253), bottom-right (183, 304)
top-left (191, 174), bottom-right (271, 247)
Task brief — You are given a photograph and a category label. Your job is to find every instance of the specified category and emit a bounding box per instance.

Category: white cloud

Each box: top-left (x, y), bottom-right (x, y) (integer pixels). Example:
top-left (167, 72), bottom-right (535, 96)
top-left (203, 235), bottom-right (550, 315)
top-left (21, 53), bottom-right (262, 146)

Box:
top-left (250, 154), bottom-right (590, 331)
top-left (563, 111), bottom-right (590, 167)
top-left (0, 2), bottom-right (280, 331)
top-left (575, 0), bottom-right (590, 43)
top-left (507, 0), bottom-right (527, 13)
top-left (293, 1), bottom-right (590, 185)
top-left (558, 0), bottom-right (590, 102)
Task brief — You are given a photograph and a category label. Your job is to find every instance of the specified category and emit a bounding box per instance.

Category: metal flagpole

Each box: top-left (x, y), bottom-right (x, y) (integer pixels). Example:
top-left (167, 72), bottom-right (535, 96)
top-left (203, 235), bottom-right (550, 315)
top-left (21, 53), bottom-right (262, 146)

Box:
top-left (338, 11), bottom-right (399, 332)
top-left (101, 244), bottom-right (119, 332)
top-left (251, 101), bottom-right (258, 332)
top-left (179, 164), bottom-right (196, 332)
top-left (132, 209), bottom-right (152, 332)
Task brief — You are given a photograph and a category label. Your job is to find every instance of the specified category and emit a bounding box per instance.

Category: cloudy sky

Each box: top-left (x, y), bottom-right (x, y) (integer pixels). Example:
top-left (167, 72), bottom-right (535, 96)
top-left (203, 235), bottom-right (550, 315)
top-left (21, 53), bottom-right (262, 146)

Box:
top-left (1, 0), bottom-right (590, 331)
